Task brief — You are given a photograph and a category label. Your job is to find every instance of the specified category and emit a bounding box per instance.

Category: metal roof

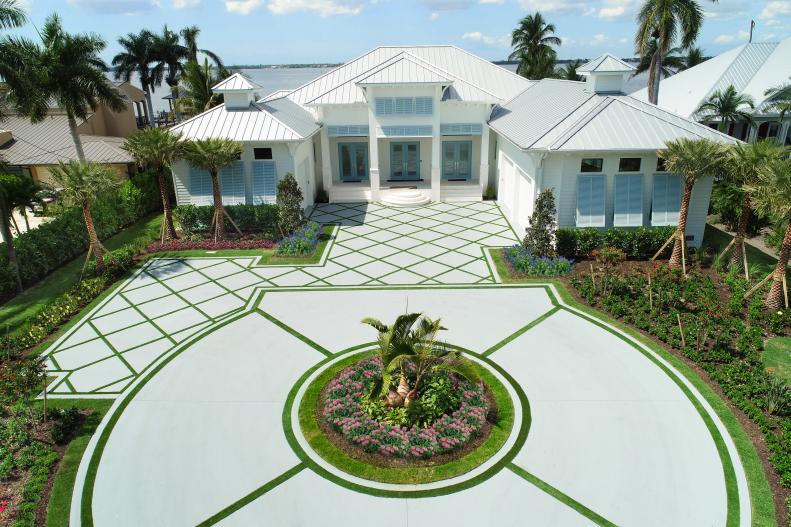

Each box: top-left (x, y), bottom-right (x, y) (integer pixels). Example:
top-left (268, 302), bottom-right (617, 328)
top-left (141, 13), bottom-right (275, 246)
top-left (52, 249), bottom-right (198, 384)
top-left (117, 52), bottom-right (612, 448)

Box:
top-left (0, 115), bottom-right (132, 165)
top-left (287, 45), bottom-right (530, 106)
top-left (578, 53), bottom-right (635, 74)
top-left (357, 54), bottom-right (452, 85)
top-left (489, 79), bottom-right (739, 152)
top-left (212, 73), bottom-right (263, 92)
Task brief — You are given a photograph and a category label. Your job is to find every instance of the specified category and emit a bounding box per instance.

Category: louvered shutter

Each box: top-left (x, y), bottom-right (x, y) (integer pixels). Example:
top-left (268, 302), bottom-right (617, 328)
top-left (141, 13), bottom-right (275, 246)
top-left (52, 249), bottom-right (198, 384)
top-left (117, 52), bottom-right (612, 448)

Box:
top-left (614, 174), bottom-right (644, 227)
top-left (577, 175), bottom-right (606, 227)
top-left (252, 161), bottom-right (277, 205)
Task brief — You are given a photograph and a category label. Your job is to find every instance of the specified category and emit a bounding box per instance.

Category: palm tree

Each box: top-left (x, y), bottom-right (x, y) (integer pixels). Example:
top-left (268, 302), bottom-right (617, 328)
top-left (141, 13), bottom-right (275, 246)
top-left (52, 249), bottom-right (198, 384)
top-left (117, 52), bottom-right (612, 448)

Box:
top-left (696, 85), bottom-right (755, 133)
top-left (683, 46), bottom-right (706, 70)
top-left (0, 172), bottom-right (29, 293)
top-left (516, 47), bottom-right (557, 80)
top-left (633, 41), bottom-right (686, 79)
top-left (721, 141), bottom-right (787, 273)
top-left (124, 129), bottom-right (182, 241)
top-left (3, 14), bottom-right (125, 161)
top-left (177, 58), bottom-right (228, 116)
top-left (0, 0), bottom-right (24, 28)
top-left (362, 313), bottom-right (479, 406)
top-left (510, 12), bottom-right (561, 79)
top-left (180, 25), bottom-right (224, 69)
top-left (180, 138), bottom-right (242, 241)
top-left (113, 30), bottom-right (161, 129)
top-left (659, 138), bottom-right (727, 270)
top-left (152, 25), bottom-right (188, 122)
top-left (765, 78), bottom-right (791, 144)
top-left (49, 161), bottom-right (119, 273)
top-left (560, 59), bottom-right (582, 81)
top-left (745, 157), bottom-right (791, 310)
top-left (635, 0), bottom-right (706, 105)
top-left (9, 175), bottom-right (39, 231)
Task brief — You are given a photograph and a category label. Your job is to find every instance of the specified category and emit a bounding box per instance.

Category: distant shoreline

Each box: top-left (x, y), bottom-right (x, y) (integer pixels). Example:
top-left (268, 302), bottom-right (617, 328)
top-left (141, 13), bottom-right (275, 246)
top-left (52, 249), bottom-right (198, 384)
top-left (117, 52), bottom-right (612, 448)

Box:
top-left (226, 63), bottom-right (343, 69)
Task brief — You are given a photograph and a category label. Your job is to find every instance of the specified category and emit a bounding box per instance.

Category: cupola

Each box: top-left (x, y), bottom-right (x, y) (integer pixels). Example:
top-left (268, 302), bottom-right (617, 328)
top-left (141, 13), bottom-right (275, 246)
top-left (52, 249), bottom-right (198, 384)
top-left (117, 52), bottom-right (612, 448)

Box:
top-left (577, 53), bottom-right (635, 94)
top-left (212, 73), bottom-right (263, 110)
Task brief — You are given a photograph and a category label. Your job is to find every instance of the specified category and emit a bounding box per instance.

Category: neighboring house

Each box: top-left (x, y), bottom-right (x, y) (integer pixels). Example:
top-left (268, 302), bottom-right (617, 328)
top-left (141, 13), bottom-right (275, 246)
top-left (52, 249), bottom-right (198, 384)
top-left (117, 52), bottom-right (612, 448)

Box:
top-left (631, 37), bottom-right (791, 145)
top-left (0, 81), bottom-right (145, 186)
top-left (170, 46), bottom-right (737, 246)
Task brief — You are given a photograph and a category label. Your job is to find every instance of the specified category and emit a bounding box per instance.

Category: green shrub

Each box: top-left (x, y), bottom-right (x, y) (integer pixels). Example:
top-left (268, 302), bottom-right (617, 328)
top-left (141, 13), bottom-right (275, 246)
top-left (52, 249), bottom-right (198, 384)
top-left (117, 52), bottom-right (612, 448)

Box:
top-left (50, 407), bottom-right (82, 444)
top-left (173, 203), bottom-right (278, 238)
top-left (276, 222), bottom-right (321, 257)
top-left (556, 226), bottom-right (675, 260)
top-left (522, 189), bottom-right (556, 257)
top-left (277, 173), bottom-right (304, 237)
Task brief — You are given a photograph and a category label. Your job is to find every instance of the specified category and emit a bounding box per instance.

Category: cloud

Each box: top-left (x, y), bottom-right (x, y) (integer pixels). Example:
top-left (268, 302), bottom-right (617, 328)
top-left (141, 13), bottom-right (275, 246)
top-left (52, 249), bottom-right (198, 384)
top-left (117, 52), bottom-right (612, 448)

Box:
top-left (266, 0), bottom-right (364, 15)
top-left (479, 0), bottom-right (504, 3)
top-left (559, 35), bottom-right (576, 46)
top-left (226, 0), bottom-right (260, 13)
top-left (419, 0), bottom-right (473, 10)
top-left (598, 0), bottom-right (636, 19)
top-left (704, 0), bottom-right (750, 20)
top-left (172, 0), bottom-right (200, 6)
top-left (429, 11), bottom-right (440, 20)
top-left (518, 0), bottom-right (594, 15)
top-left (759, 1), bottom-right (791, 20)
top-left (462, 31), bottom-right (510, 47)
top-left (66, 0), bottom-right (159, 14)
top-left (714, 30), bottom-right (750, 44)
top-left (589, 33), bottom-right (609, 46)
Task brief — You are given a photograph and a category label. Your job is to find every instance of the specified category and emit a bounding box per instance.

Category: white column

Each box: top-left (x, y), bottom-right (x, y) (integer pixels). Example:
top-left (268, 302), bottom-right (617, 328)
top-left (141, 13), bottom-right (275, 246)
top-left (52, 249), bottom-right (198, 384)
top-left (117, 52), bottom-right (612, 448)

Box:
top-left (319, 126), bottom-right (332, 194)
top-left (430, 85), bottom-right (441, 201)
top-left (779, 122), bottom-right (790, 146)
top-left (367, 91), bottom-right (381, 201)
top-left (480, 123), bottom-right (490, 197)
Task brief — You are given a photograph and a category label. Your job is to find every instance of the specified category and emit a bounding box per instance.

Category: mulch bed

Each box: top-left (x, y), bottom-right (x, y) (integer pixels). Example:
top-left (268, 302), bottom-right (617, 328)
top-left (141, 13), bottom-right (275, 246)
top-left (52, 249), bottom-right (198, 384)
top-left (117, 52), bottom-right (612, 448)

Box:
top-left (146, 235), bottom-right (276, 252)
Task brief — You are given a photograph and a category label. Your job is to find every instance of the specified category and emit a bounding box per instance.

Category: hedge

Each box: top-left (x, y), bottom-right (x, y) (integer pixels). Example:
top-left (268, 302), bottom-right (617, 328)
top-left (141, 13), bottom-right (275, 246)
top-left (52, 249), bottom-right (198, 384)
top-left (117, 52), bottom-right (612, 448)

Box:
top-left (556, 226), bottom-right (676, 260)
top-left (173, 204), bottom-right (278, 238)
top-left (0, 172), bottom-right (160, 302)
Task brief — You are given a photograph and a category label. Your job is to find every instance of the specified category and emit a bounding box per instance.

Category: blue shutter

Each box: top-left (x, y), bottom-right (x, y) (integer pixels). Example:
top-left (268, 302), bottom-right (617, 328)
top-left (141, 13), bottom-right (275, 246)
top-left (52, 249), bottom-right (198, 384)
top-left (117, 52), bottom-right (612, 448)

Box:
top-left (219, 161), bottom-right (245, 205)
top-left (614, 174), bottom-right (644, 227)
top-left (328, 125), bottom-right (369, 137)
top-left (380, 125), bottom-right (433, 137)
top-left (375, 98), bottom-right (393, 115)
top-left (252, 161), bottom-right (276, 205)
top-left (415, 97), bottom-right (433, 115)
top-left (440, 123), bottom-right (482, 135)
top-left (577, 175), bottom-right (605, 227)
top-left (188, 167), bottom-right (212, 205)
top-left (652, 174), bottom-right (682, 226)
top-left (395, 97), bottom-right (414, 114)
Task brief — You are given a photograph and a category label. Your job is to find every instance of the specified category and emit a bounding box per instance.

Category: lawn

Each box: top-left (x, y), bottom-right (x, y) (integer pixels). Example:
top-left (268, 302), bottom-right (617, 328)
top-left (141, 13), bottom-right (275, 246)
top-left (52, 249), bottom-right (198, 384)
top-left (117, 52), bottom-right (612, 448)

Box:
top-left (0, 214), bottom-right (163, 336)
top-left (763, 337), bottom-right (791, 384)
top-left (702, 224), bottom-right (781, 278)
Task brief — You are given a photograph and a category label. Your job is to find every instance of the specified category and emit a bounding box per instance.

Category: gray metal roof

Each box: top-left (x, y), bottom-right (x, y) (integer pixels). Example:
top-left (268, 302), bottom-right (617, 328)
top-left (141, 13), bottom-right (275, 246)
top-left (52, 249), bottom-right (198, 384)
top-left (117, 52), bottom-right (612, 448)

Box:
top-left (357, 55), bottom-right (452, 85)
top-left (490, 79), bottom-right (739, 152)
top-left (578, 53), bottom-right (635, 73)
top-left (212, 73), bottom-right (263, 92)
top-left (258, 97), bottom-right (320, 138)
top-left (0, 115), bottom-right (132, 165)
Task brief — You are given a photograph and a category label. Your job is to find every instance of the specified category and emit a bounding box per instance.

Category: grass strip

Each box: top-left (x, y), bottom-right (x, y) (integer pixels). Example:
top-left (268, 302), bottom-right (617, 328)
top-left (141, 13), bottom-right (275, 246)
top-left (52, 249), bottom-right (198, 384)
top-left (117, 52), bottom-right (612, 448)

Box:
top-left (482, 306), bottom-right (561, 357)
top-left (258, 310), bottom-right (333, 357)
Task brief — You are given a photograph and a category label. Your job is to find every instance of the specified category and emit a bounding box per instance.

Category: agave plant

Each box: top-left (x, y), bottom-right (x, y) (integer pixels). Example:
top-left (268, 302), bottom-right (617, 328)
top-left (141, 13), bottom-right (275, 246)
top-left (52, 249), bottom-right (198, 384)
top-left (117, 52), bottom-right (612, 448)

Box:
top-left (362, 313), bottom-right (479, 407)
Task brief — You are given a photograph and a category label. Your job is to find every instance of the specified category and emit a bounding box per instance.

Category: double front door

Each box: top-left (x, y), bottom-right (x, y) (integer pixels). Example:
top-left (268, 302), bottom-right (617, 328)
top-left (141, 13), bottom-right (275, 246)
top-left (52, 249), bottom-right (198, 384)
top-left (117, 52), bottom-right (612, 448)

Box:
top-left (390, 142), bottom-right (420, 181)
top-left (443, 141), bottom-right (472, 180)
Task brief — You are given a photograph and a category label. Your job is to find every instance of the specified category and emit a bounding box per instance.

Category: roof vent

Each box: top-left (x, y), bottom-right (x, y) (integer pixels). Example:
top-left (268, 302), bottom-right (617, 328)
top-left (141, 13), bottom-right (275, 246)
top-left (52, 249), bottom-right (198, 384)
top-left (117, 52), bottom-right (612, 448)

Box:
top-left (212, 73), bottom-right (263, 110)
top-left (578, 53), bottom-right (635, 94)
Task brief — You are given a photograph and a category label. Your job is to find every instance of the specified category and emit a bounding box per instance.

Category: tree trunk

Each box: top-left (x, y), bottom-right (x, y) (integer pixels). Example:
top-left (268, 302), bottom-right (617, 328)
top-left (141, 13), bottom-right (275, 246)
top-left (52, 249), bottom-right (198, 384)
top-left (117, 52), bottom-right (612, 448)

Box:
top-left (0, 197), bottom-right (23, 294)
top-left (158, 170), bottom-right (178, 241)
top-left (172, 84), bottom-right (182, 122)
top-left (730, 196), bottom-right (751, 272)
top-left (765, 218), bottom-right (791, 311)
top-left (210, 171), bottom-right (225, 241)
top-left (21, 206), bottom-right (29, 231)
top-left (82, 204), bottom-right (106, 273)
top-left (669, 182), bottom-right (693, 268)
top-left (67, 112), bottom-right (86, 162)
top-left (144, 85), bottom-right (156, 129)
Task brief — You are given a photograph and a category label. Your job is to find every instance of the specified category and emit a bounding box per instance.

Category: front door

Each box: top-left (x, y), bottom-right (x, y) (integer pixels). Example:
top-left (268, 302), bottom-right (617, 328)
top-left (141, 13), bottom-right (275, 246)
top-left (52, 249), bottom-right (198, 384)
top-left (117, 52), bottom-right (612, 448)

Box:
top-left (442, 141), bottom-right (473, 180)
top-left (390, 142), bottom-right (420, 181)
top-left (339, 142), bottom-right (368, 182)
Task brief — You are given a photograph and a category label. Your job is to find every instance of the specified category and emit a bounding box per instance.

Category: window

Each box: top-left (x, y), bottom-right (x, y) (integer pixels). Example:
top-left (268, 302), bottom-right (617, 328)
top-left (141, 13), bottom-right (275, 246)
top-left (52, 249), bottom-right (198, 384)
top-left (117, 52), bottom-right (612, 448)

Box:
top-left (614, 174), bottom-right (644, 227)
top-left (652, 174), bottom-right (682, 226)
top-left (757, 122), bottom-right (780, 141)
top-left (252, 161), bottom-right (276, 204)
top-left (254, 147), bottom-right (272, 160)
top-left (188, 167), bottom-right (212, 204)
top-left (338, 143), bottom-right (369, 181)
top-left (581, 158), bottom-right (603, 173)
top-left (415, 97), bottom-right (433, 115)
top-left (395, 97), bottom-right (414, 114)
top-left (576, 174), bottom-right (606, 227)
top-left (618, 158), bottom-right (641, 172)
top-left (656, 157), bottom-right (667, 172)
top-left (374, 97), bottom-right (433, 116)
top-left (375, 98), bottom-right (394, 115)
top-left (219, 161), bottom-right (245, 205)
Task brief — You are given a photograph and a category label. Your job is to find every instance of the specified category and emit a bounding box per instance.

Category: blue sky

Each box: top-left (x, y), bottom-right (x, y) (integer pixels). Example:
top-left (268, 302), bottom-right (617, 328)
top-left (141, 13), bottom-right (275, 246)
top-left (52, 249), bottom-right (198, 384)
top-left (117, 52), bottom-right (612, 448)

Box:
top-left (11, 0), bottom-right (791, 64)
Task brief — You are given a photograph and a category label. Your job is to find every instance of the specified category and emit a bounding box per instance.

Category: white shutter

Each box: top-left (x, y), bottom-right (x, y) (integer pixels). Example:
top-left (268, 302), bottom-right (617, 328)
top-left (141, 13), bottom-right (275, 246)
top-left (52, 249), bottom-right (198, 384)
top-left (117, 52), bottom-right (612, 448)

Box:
top-left (219, 161), bottom-right (245, 205)
top-left (614, 174), bottom-right (644, 227)
top-left (252, 161), bottom-right (277, 204)
top-left (577, 175), bottom-right (606, 227)
top-left (188, 167), bottom-right (212, 205)
top-left (652, 174), bottom-right (682, 226)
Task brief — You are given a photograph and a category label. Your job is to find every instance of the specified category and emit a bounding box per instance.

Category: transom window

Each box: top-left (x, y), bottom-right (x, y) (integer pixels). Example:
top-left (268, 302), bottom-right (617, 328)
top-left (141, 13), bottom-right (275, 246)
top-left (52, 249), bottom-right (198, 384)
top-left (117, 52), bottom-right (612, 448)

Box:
top-left (580, 158), bottom-right (603, 173)
top-left (375, 97), bottom-right (433, 116)
top-left (254, 147), bottom-right (273, 160)
top-left (618, 158), bottom-right (641, 172)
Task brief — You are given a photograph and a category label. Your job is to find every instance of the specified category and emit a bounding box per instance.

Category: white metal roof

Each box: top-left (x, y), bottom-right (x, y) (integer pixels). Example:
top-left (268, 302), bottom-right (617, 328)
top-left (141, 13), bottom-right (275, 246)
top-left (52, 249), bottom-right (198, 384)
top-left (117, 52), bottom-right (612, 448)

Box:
top-left (287, 45), bottom-right (530, 106)
top-left (631, 37), bottom-right (791, 118)
top-left (357, 54), bottom-right (452, 85)
top-left (212, 73), bottom-right (263, 92)
top-left (578, 53), bottom-right (635, 74)
top-left (489, 78), bottom-right (739, 152)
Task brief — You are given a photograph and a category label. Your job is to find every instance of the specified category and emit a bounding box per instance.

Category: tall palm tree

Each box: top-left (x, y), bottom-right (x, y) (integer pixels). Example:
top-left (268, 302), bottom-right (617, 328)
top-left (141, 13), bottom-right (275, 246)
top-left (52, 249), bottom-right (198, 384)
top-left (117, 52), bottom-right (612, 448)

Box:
top-left (721, 141), bottom-right (787, 273)
top-left (633, 41), bottom-right (686, 79)
top-left (560, 59), bottom-right (582, 81)
top-left (124, 129), bottom-right (182, 241)
top-left (635, 0), bottom-right (706, 105)
top-left (0, 172), bottom-right (29, 293)
top-left (3, 14), bottom-right (125, 161)
top-left (683, 46), bottom-right (706, 70)
top-left (49, 161), bottom-right (120, 273)
top-left (745, 157), bottom-right (791, 310)
top-left (510, 12), bottom-right (561, 79)
top-left (152, 25), bottom-right (188, 122)
top-left (112, 30), bottom-right (161, 129)
top-left (696, 85), bottom-right (755, 133)
top-left (659, 138), bottom-right (727, 269)
top-left (515, 47), bottom-right (557, 80)
top-left (177, 58), bottom-right (228, 116)
top-left (0, 0), bottom-right (24, 29)
top-left (180, 138), bottom-right (242, 241)
top-left (180, 25), bottom-right (224, 68)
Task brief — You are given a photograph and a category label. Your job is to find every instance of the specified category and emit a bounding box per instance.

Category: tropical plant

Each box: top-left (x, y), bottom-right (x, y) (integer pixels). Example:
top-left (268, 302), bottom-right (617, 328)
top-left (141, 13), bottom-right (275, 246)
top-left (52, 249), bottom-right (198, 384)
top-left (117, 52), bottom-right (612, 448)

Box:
top-left (49, 161), bottom-right (120, 273)
top-left (635, 0), bottom-right (707, 104)
top-left (177, 58), bottom-right (228, 116)
top-left (633, 41), bottom-right (686, 79)
top-left (124, 128), bottom-right (182, 240)
top-left (152, 25), bottom-right (188, 120)
top-left (276, 172), bottom-right (304, 237)
top-left (523, 188), bottom-right (557, 257)
top-left (112, 30), bottom-right (160, 128)
top-left (0, 173), bottom-right (27, 293)
top-left (362, 313), bottom-right (479, 407)
top-left (3, 15), bottom-right (125, 162)
top-left (659, 138), bottom-right (727, 270)
top-left (559, 59), bottom-right (582, 81)
top-left (510, 12), bottom-right (561, 79)
top-left (0, 0), bottom-right (24, 29)
top-left (765, 77), bottom-right (791, 119)
top-left (180, 25), bottom-right (223, 68)
top-left (180, 138), bottom-right (242, 241)
top-left (696, 85), bottom-right (755, 132)
top-left (683, 46), bottom-right (706, 70)
top-left (744, 156), bottom-right (791, 310)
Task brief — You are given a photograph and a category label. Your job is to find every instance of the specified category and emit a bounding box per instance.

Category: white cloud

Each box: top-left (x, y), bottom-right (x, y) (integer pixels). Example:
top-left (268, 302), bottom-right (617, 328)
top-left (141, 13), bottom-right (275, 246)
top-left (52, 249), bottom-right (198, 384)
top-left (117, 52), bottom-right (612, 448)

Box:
top-left (226, 0), bottom-right (260, 13)
top-left (420, 0), bottom-right (473, 10)
top-left (518, 0), bottom-right (594, 15)
top-left (479, 0), bottom-right (504, 3)
top-left (66, 0), bottom-right (158, 14)
top-left (266, 0), bottom-right (364, 16)
top-left (462, 31), bottom-right (510, 47)
top-left (714, 30), bottom-right (750, 44)
top-left (429, 11), bottom-right (440, 20)
top-left (704, 0), bottom-right (750, 20)
top-left (589, 33), bottom-right (609, 46)
top-left (759, 1), bottom-right (791, 20)
top-left (559, 35), bottom-right (576, 46)
top-left (172, 0), bottom-right (200, 7)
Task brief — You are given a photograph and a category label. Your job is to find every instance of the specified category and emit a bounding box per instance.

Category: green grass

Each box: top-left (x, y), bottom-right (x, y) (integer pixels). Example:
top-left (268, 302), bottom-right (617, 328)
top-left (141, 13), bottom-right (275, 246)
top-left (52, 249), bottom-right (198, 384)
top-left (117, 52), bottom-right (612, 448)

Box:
top-left (702, 224), bottom-right (781, 278)
top-left (297, 350), bottom-right (516, 485)
top-left (763, 337), bottom-right (791, 384)
top-left (0, 214), bottom-right (163, 336)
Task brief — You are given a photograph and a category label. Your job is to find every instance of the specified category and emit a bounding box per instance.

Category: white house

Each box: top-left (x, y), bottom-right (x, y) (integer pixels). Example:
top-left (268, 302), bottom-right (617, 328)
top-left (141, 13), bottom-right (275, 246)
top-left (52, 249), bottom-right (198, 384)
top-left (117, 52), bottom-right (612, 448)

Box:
top-left (171, 46), bottom-right (738, 246)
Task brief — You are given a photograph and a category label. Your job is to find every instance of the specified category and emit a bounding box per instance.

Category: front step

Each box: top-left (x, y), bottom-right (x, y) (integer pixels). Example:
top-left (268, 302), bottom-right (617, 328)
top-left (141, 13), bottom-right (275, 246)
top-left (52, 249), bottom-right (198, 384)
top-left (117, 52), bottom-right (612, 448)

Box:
top-left (381, 187), bottom-right (430, 207)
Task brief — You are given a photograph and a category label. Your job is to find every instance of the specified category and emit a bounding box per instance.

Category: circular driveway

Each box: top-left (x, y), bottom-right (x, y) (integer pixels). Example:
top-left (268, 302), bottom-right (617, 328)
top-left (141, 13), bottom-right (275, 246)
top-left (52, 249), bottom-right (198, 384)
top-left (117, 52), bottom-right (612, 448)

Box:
top-left (73, 285), bottom-right (748, 527)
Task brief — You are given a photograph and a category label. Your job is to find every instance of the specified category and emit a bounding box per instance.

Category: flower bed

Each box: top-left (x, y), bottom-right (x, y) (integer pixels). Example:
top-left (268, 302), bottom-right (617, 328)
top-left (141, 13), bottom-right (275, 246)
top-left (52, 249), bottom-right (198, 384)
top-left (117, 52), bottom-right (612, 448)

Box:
top-left (321, 357), bottom-right (489, 460)
top-left (277, 221), bottom-right (321, 257)
top-left (503, 245), bottom-right (573, 276)
top-left (146, 238), bottom-right (276, 252)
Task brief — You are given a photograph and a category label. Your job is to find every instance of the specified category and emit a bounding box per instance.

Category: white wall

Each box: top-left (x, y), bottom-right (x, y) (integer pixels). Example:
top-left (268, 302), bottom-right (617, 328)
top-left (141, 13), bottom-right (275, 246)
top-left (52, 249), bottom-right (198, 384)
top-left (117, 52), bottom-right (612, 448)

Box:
top-left (496, 137), bottom-right (538, 235)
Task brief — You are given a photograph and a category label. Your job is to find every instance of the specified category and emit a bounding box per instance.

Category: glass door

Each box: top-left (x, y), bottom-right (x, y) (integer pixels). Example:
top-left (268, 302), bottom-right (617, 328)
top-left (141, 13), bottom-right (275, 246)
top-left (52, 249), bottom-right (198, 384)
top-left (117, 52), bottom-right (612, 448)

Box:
top-left (456, 142), bottom-right (471, 180)
top-left (442, 141), bottom-right (473, 180)
top-left (390, 142), bottom-right (420, 181)
top-left (338, 143), bottom-right (368, 182)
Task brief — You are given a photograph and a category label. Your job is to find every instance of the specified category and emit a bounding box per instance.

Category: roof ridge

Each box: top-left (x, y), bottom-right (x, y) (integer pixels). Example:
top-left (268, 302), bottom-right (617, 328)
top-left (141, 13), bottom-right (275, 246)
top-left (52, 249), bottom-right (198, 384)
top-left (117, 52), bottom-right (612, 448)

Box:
top-left (442, 44), bottom-right (531, 84)
top-left (171, 103), bottom-right (225, 135)
top-left (549, 97), bottom-right (614, 150)
top-left (692, 43), bottom-right (751, 114)
top-left (248, 101), bottom-right (308, 139)
top-left (402, 50), bottom-right (502, 100)
top-left (525, 92), bottom-right (599, 149)
top-left (355, 52), bottom-right (452, 83)
top-left (304, 51), bottom-right (407, 104)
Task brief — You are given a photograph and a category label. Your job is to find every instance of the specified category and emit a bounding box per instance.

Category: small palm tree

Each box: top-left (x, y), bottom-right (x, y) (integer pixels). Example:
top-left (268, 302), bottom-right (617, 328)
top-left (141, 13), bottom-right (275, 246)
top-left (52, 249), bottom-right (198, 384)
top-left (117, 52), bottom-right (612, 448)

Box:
top-left (180, 25), bottom-right (224, 68)
top-left (683, 46), bottom-right (706, 70)
top-left (124, 129), bottom-right (182, 241)
top-left (560, 60), bottom-right (582, 81)
top-left (178, 58), bottom-right (228, 116)
top-left (516, 47), bottom-right (558, 80)
top-left (765, 78), bottom-right (791, 143)
top-left (696, 85), bottom-right (755, 133)
top-left (659, 138), bottom-right (727, 270)
top-left (9, 175), bottom-right (39, 231)
top-left (362, 313), bottom-right (479, 407)
top-left (49, 161), bottom-right (119, 273)
top-left (0, 172), bottom-right (29, 293)
top-left (744, 157), bottom-right (791, 310)
top-left (113, 30), bottom-right (160, 129)
top-left (180, 138), bottom-right (242, 241)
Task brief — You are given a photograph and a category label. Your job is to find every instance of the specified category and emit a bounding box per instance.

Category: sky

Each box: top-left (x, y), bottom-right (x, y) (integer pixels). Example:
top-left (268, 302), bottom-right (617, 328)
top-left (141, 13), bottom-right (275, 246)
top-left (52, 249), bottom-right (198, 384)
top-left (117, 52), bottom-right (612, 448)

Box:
top-left (9, 0), bottom-right (791, 65)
